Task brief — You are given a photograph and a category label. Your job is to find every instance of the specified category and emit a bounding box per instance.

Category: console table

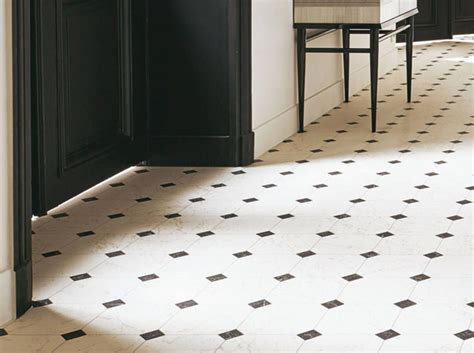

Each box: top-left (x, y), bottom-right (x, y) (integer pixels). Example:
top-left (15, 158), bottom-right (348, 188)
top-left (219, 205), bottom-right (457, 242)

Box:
top-left (294, 1), bottom-right (419, 133)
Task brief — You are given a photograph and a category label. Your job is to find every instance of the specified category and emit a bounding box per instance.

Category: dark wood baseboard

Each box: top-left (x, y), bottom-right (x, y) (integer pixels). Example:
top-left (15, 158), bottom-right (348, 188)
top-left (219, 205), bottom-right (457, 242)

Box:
top-left (148, 132), bottom-right (254, 167)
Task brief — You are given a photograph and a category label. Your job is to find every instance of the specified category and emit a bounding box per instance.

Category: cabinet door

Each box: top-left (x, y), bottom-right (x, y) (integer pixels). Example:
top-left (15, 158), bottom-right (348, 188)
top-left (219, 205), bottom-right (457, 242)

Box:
top-left (413, 0), bottom-right (451, 41)
top-left (31, 0), bottom-right (147, 215)
top-left (453, 0), bottom-right (474, 35)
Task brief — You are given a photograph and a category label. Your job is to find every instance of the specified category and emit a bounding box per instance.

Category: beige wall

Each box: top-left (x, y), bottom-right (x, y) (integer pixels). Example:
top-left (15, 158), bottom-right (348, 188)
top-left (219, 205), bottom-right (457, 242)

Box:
top-left (0, 0), bottom-right (16, 327)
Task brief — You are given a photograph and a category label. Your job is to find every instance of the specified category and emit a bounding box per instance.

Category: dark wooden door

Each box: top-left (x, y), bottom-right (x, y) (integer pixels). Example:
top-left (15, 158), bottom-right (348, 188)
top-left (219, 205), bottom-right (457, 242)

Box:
top-left (412, 0), bottom-right (474, 41)
top-left (31, 0), bottom-right (147, 215)
top-left (453, 0), bottom-right (474, 35)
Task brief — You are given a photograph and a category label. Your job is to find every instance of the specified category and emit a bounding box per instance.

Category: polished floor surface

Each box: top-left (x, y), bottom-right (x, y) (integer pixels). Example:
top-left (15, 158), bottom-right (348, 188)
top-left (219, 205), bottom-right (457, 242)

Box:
top-left (1, 40), bottom-right (473, 352)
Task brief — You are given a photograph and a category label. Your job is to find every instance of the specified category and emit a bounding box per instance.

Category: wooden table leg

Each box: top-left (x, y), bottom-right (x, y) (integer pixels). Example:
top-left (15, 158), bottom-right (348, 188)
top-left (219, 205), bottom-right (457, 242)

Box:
top-left (342, 28), bottom-right (351, 102)
top-left (297, 28), bottom-right (307, 133)
top-left (406, 16), bottom-right (415, 103)
top-left (369, 28), bottom-right (380, 133)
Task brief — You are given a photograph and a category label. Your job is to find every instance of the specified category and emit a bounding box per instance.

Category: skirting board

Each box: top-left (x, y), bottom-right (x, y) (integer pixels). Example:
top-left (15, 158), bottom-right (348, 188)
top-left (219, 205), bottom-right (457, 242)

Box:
top-left (0, 269), bottom-right (16, 327)
top-left (253, 48), bottom-right (398, 158)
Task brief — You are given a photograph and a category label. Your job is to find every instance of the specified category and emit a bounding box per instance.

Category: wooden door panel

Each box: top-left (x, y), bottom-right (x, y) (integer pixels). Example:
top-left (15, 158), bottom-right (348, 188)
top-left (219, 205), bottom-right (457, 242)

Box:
top-left (454, 0), bottom-right (474, 34)
top-left (32, 0), bottom-right (145, 214)
top-left (413, 0), bottom-right (451, 41)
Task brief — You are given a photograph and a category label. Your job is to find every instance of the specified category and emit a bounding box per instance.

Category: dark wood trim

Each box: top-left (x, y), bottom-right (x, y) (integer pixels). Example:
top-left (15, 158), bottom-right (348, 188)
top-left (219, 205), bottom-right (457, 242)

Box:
top-left (12, 0), bottom-right (33, 318)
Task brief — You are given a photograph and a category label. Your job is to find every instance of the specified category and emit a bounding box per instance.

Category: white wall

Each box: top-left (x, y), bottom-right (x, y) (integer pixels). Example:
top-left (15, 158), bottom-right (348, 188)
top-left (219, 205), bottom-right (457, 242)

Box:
top-left (0, 0), bottom-right (16, 327)
top-left (252, 0), bottom-right (398, 157)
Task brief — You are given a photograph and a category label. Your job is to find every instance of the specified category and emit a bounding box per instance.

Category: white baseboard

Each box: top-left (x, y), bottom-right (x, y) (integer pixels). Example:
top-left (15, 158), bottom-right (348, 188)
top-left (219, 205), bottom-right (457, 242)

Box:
top-left (253, 48), bottom-right (398, 158)
top-left (0, 268), bottom-right (15, 327)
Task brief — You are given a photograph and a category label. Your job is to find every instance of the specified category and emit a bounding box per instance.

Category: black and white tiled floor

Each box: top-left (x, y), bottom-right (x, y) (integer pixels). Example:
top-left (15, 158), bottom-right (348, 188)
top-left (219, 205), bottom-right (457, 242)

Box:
top-left (1, 39), bottom-right (473, 352)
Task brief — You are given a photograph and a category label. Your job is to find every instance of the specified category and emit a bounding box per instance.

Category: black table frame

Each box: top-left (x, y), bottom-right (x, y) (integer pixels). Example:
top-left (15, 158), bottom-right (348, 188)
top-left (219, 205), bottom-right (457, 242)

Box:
top-left (294, 9), bottom-right (418, 133)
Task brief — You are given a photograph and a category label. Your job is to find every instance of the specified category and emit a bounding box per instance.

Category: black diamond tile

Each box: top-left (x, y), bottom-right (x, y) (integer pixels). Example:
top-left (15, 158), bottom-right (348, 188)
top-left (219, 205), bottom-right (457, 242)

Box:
top-left (329, 171), bottom-right (342, 176)
top-left (297, 250), bottom-right (316, 258)
top-left (103, 299), bottom-right (125, 309)
top-left (425, 172), bottom-right (438, 177)
top-left (298, 330), bottom-right (321, 340)
top-left (467, 302), bottom-right (474, 308)
top-left (283, 139), bottom-right (293, 143)
top-left (447, 215), bottom-right (463, 221)
top-left (232, 170), bottom-right (246, 175)
top-left (189, 197), bottom-right (205, 203)
top-left (243, 198), bottom-right (259, 203)
top-left (311, 149), bottom-right (324, 153)
top-left (389, 160), bottom-right (401, 164)
top-left (408, 140), bottom-right (420, 144)
top-left (110, 182), bottom-right (125, 188)
top-left (436, 232), bottom-right (454, 239)
top-left (364, 184), bottom-right (378, 189)
top-left (62, 330), bottom-right (86, 341)
top-left (249, 299), bottom-right (271, 309)
top-left (314, 184), bottom-right (328, 189)
top-left (136, 197), bottom-right (152, 203)
top-left (281, 171), bottom-right (294, 176)
top-left (165, 213), bottom-right (182, 219)
top-left (296, 160), bottom-right (309, 164)
top-left (350, 198), bottom-right (365, 204)
top-left (403, 199), bottom-right (418, 204)
top-left (82, 197), bottom-right (98, 202)
top-left (137, 230), bottom-right (155, 237)
top-left (466, 186), bottom-right (474, 191)
top-left (70, 273), bottom-right (91, 281)
top-left (106, 251), bottom-right (125, 258)
top-left (377, 172), bottom-right (390, 176)
top-left (233, 251), bottom-right (252, 258)
top-left (394, 299), bottom-right (416, 309)
top-left (219, 329), bottom-right (243, 340)
top-left (454, 330), bottom-right (474, 340)
top-left (221, 213), bottom-right (238, 219)
top-left (376, 329), bottom-right (400, 340)
top-left (108, 213), bottom-right (125, 219)
top-left (77, 230), bottom-right (95, 237)
top-left (176, 300), bottom-right (198, 309)
top-left (334, 214), bottom-right (351, 220)
top-left (366, 139), bottom-right (378, 143)
top-left (399, 149), bottom-right (411, 154)
top-left (297, 198), bottom-right (312, 203)
top-left (443, 150), bottom-right (455, 154)
top-left (197, 231), bottom-right (215, 237)
top-left (207, 274), bottom-right (227, 282)
top-left (322, 299), bottom-right (344, 309)
top-left (32, 299), bottom-right (52, 307)
top-left (342, 160), bottom-right (355, 164)
top-left (278, 214), bottom-right (294, 220)
top-left (435, 160), bottom-right (447, 165)
top-left (135, 169), bottom-right (150, 174)
top-left (169, 251), bottom-right (188, 258)
top-left (183, 169), bottom-right (197, 174)
top-left (355, 149), bottom-right (367, 153)
top-left (343, 274), bottom-right (363, 282)
top-left (274, 273), bottom-right (295, 282)
top-left (415, 185), bottom-right (429, 190)
top-left (317, 231), bottom-right (334, 237)
top-left (140, 329), bottom-right (165, 341)
top-left (457, 200), bottom-right (472, 205)
top-left (257, 231), bottom-right (274, 238)
top-left (324, 139), bottom-right (336, 143)
top-left (262, 184), bottom-right (277, 189)
top-left (212, 183), bottom-right (226, 188)
top-left (410, 274), bottom-right (430, 282)
top-left (361, 251), bottom-right (379, 258)
top-left (391, 214), bottom-right (407, 220)
top-left (424, 252), bottom-right (443, 259)
top-left (42, 250), bottom-right (62, 258)
top-left (51, 213), bottom-right (68, 219)
top-left (138, 274), bottom-right (159, 282)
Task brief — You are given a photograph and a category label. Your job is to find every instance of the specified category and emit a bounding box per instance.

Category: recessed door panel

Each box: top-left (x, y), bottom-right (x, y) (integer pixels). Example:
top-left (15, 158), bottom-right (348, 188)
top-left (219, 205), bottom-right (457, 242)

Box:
top-left (32, 0), bottom-right (146, 214)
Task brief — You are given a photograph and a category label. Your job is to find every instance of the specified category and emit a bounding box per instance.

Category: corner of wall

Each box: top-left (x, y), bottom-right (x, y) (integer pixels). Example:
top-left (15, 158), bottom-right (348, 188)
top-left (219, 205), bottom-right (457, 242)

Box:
top-left (0, 0), bottom-right (17, 328)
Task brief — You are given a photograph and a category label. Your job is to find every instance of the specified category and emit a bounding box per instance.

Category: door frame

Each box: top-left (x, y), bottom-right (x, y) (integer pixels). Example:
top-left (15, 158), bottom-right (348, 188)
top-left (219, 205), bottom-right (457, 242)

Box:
top-left (12, 0), bottom-right (33, 317)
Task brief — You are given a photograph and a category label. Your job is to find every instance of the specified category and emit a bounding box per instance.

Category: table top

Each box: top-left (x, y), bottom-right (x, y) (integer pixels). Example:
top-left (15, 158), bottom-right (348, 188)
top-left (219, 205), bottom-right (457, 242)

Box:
top-left (294, 0), bottom-right (417, 27)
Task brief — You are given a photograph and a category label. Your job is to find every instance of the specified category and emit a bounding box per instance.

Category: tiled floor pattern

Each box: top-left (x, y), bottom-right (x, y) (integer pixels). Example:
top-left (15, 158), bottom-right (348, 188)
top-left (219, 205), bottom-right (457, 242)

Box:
top-left (1, 40), bottom-right (473, 352)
